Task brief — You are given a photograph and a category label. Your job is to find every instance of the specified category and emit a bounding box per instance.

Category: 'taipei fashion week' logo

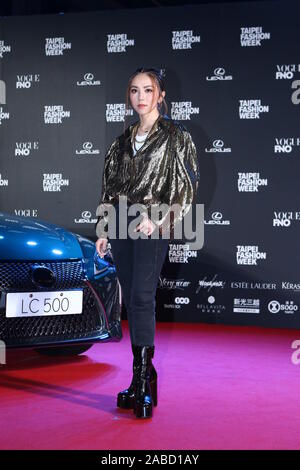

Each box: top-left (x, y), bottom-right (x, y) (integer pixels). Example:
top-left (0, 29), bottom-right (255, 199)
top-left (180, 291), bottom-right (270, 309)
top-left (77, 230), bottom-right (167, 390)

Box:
top-left (44, 105), bottom-right (70, 124)
top-left (171, 30), bottom-right (200, 49)
top-left (170, 101), bottom-right (199, 120)
top-left (0, 174), bottom-right (8, 187)
top-left (0, 39), bottom-right (11, 58)
top-left (239, 100), bottom-right (269, 119)
top-left (45, 37), bottom-right (71, 55)
top-left (237, 172), bottom-right (268, 192)
top-left (106, 104), bottom-right (133, 122)
top-left (107, 34), bottom-right (135, 53)
top-left (0, 106), bottom-right (9, 125)
top-left (240, 27), bottom-right (271, 46)
top-left (236, 245), bottom-right (267, 265)
top-left (43, 174), bottom-right (69, 192)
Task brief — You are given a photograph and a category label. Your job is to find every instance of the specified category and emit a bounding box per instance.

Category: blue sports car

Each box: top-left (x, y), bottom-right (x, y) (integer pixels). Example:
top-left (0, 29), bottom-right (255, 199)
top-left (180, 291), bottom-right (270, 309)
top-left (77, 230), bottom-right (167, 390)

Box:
top-left (0, 212), bottom-right (122, 356)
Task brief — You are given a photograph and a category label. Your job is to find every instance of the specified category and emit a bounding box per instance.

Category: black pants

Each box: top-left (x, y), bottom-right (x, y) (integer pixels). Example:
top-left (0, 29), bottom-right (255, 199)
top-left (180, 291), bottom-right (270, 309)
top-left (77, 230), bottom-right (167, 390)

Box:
top-left (109, 205), bottom-right (169, 346)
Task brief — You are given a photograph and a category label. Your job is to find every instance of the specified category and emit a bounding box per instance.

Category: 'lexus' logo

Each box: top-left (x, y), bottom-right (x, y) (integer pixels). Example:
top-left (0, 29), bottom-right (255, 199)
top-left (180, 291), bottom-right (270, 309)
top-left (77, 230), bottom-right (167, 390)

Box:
top-left (31, 265), bottom-right (56, 287)
top-left (84, 73), bottom-right (94, 81)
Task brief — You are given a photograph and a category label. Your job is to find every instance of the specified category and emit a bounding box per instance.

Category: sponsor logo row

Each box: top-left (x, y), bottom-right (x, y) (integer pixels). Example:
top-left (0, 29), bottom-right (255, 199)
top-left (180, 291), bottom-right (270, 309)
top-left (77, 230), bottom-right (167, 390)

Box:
top-left (4, 65), bottom-right (300, 91)
top-left (0, 28), bottom-right (273, 59)
top-left (5, 139), bottom-right (300, 157)
top-left (1, 207), bottom-right (299, 235)
top-left (163, 296), bottom-right (299, 315)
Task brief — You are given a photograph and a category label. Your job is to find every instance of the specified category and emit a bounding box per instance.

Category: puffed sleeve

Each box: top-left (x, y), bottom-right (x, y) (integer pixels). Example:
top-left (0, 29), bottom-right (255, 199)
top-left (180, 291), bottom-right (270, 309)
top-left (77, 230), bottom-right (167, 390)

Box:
top-left (95, 138), bottom-right (119, 239)
top-left (148, 126), bottom-right (200, 237)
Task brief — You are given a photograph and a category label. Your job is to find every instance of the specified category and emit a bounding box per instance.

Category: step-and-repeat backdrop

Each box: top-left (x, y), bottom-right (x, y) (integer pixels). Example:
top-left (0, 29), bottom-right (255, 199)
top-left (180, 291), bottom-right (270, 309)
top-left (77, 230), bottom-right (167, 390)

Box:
top-left (1, 1), bottom-right (299, 327)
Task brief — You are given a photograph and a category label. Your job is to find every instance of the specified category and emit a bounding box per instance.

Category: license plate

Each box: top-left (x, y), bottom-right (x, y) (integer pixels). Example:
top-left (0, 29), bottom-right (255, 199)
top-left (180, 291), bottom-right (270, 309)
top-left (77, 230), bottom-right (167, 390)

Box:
top-left (6, 290), bottom-right (83, 318)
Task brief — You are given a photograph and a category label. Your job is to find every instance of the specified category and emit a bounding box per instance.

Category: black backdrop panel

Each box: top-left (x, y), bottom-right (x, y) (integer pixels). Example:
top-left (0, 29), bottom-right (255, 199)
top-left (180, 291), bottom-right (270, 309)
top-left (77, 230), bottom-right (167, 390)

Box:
top-left (1, 1), bottom-right (300, 327)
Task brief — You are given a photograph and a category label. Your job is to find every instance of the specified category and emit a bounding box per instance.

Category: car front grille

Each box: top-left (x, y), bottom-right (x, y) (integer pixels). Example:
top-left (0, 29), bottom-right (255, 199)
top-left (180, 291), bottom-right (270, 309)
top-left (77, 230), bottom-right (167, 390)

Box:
top-left (0, 260), bottom-right (107, 347)
top-left (0, 259), bottom-right (85, 291)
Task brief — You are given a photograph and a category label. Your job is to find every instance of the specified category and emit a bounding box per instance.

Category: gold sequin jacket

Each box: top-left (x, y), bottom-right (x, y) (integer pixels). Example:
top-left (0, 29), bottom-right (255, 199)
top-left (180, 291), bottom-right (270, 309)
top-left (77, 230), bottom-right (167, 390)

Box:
top-left (95, 114), bottom-right (200, 239)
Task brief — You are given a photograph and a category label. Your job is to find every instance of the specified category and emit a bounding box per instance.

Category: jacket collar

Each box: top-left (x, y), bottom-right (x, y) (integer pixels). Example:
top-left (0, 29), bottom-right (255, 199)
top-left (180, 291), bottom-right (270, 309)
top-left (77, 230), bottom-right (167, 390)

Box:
top-left (122, 114), bottom-right (168, 158)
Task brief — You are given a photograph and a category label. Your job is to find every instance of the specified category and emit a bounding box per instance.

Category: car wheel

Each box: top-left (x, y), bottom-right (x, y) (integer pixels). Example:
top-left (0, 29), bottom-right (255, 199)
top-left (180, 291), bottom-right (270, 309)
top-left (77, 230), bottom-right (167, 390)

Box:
top-left (35, 344), bottom-right (93, 356)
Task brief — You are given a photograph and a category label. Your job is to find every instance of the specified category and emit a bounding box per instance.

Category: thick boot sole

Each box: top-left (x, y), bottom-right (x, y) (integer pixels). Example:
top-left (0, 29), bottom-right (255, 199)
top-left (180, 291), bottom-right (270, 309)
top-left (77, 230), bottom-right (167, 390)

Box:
top-left (133, 379), bottom-right (157, 418)
top-left (117, 393), bottom-right (135, 409)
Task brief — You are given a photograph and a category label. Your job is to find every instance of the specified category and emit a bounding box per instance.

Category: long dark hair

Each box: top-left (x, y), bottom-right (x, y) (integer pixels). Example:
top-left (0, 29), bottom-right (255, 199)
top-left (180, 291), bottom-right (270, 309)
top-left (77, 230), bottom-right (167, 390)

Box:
top-left (123, 67), bottom-right (168, 135)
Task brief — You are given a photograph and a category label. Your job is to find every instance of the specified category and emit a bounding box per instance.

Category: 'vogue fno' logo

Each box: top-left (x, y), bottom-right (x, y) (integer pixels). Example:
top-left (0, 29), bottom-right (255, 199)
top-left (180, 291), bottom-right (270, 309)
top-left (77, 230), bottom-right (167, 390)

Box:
top-left (240, 27), bottom-right (271, 47)
top-left (16, 74), bottom-right (40, 89)
top-left (239, 100), bottom-right (269, 119)
top-left (44, 105), bottom-right (70, 124)
top-left (14, 209), bottom-right (38, 217)
top-left (273, 211), bottom-right (300, 227)
top-left (275, 64), bottom-right (300, 80)
top-left (236, 245), bottom-right (267, 265)
top-left (170, 102), bottom-right (199, 120)
top-left (43, 174), bottom-right (69, 192)
top-left (206, 67), bottom-right (233, 81)
top-left (238, 172), bottom-right (268, 192)
top-left (274, 137), bottom-right (300, 154)
top-left (15, 142), bottom-right (39, 157)
top-left (0, 40), bottom-right (11, 58)
top-left (106, 104), bottom-right (133, 122)
top-left (107, 34), bottom-right (134, 53)
top-left (171, 30), bottom-right (200, 50)
top-left (45, 37), bottom-right (72, 56)
top-left (205, 139), bottom-right (232, 154)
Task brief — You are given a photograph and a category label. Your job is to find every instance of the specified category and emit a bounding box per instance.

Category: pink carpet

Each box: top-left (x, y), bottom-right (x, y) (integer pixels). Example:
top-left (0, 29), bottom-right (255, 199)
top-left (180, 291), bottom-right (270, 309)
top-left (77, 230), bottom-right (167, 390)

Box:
top-left (0, 320), bottom-right (300, 450)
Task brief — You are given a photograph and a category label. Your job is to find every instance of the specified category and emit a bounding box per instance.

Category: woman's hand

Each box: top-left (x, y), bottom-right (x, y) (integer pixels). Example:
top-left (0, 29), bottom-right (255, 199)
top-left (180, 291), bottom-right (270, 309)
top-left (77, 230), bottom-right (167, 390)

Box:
top-left (95, 237), bottom-right (108, 258)
top-left (134, 213), bottom-right (157, 236)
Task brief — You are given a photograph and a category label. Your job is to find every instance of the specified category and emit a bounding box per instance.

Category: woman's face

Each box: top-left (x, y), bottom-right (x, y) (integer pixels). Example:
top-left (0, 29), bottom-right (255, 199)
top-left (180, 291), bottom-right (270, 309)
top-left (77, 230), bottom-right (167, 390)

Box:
top-left (129, 73), bottom-right (165, 117)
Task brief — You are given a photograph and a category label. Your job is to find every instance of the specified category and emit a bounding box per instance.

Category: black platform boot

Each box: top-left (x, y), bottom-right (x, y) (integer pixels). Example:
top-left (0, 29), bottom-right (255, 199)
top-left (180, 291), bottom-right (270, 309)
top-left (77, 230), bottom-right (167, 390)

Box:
top-left (117, 344), bottom-right (140, 410)
top-left (133, 345), bottom-right (157, 419)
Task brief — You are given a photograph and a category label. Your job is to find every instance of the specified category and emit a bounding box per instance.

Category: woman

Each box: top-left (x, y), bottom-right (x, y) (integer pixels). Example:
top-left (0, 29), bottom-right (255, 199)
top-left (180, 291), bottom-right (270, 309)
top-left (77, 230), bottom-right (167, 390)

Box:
top-left (95, 67), bottom-right (199, 418)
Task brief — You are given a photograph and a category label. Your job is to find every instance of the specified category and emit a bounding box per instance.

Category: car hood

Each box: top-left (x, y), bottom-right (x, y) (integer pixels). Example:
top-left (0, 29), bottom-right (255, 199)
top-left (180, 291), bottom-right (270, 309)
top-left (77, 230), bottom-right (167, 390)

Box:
top-left (0, 212), bottom-right (83, 260)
